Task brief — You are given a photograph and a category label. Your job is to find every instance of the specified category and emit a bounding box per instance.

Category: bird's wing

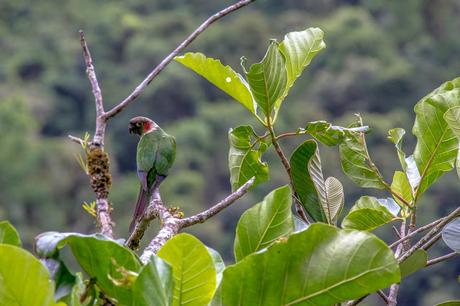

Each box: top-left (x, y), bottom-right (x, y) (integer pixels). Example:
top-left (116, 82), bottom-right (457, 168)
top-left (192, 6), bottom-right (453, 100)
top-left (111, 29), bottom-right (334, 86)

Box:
top-left (136, 131), bottom-right (161, 189)
top-left (155, 134), bottom-right (176, 175)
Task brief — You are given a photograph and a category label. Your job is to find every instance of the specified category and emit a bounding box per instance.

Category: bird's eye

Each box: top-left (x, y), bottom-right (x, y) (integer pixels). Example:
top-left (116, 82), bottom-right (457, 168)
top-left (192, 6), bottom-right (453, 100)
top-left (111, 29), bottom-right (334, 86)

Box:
top-left (137, 122), bottom-right (142, 127)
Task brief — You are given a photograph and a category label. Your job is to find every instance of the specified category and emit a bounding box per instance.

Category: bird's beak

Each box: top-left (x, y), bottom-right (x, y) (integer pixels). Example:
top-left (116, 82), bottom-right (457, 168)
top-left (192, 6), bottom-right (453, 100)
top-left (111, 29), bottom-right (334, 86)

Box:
top-left (128, 124), bottom-right (134, 134)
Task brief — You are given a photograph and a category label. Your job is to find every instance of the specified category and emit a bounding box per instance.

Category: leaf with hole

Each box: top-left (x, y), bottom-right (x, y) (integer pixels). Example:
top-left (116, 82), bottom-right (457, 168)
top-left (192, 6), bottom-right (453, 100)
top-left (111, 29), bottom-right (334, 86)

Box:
top-left (234, 185), bottom-right (293, 262)
top-left (174, 53), bottom-right (257, 118)
top-left (222, 223), bottom-right (400, 306)
top-left (228, 125), bottom-right (269, 191)
top-left (158, 233), bottom-right (216, 306)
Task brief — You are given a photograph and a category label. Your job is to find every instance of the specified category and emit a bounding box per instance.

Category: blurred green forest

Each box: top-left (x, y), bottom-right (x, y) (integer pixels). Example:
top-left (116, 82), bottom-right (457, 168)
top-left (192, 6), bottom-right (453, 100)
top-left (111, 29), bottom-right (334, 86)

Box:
top-left (1, 0), bottom-right (460, 304)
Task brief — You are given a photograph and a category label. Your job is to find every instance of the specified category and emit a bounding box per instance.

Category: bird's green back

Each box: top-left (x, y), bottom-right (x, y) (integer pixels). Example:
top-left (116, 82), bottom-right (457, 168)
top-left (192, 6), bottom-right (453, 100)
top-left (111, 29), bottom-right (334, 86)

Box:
top-left (137, 128), bottom-right (176, 176)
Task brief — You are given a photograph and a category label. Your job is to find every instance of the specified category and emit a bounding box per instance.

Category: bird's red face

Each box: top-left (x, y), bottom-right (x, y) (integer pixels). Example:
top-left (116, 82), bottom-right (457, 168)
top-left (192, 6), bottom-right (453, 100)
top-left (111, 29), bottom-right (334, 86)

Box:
top-left (128, 117), bottom-right (156, 136)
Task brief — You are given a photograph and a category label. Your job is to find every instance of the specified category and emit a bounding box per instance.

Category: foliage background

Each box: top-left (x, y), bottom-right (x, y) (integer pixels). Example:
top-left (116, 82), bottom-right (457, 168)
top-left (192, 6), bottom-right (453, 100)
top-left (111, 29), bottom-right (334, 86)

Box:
top-left (1, 0), bottom-right (460, 304)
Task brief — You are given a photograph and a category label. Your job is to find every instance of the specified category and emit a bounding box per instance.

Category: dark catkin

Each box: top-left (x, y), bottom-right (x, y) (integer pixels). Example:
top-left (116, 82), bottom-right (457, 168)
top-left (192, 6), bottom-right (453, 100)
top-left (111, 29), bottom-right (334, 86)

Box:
top-left (87, 148), bottom-right (112, 198)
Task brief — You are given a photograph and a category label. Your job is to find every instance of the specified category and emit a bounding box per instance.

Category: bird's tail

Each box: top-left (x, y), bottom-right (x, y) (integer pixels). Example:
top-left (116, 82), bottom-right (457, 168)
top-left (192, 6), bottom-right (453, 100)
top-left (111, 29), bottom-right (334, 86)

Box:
top-left (129, 186), bottom-right (148, 232)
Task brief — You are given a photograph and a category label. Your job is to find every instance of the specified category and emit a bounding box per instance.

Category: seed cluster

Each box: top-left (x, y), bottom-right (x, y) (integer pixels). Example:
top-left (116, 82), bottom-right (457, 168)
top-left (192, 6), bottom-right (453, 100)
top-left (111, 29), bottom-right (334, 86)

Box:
top-left (87, 148), bottom-right (112, 198)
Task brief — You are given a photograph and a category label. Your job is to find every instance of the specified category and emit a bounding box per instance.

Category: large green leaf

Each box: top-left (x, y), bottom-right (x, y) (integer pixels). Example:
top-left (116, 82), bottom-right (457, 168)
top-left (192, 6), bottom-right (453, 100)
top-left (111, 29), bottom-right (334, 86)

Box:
top-left (290, 140), bottom-right (327, 222)
top-left (339, 129), bottom-right (386, 189)
top-left (228, 125), bottom-right (269, 191)
top-left (276, 28), bottom-right (325, 116)
top-left (234, 185), bottom-right (293, 262)
top-left (399, 249), bottom-right (427, 278)
top-left (0, 220), bottom-right (21, 246)
top-left (207, 248), bottom-right (225, 306)
top-left (132, 256), bottom-right (174, 306)
top-left (221, 223), bottom-right (400, 306)
top-left (0, 244), bottom-right (55, 306)
top-left (436, 301), bottom-right (460, 306)
top-left (174, 53), bottom-right (257, 117)
top-left (36, 232), bottom-right (141, 305)
top-left (245, 40), bottom-right (287, 118)
top-left (158, 233), bottom-right (216, 306)
top-left (413, 77), bottom-right (460, 196)
top-left (342, 196), bottom-right (398, 231)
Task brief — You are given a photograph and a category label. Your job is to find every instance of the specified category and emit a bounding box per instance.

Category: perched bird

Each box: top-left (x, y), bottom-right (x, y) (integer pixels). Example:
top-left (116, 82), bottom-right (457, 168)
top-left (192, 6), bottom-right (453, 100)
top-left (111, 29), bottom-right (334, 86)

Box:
top-left (128, 116), bottom-right (176, 232)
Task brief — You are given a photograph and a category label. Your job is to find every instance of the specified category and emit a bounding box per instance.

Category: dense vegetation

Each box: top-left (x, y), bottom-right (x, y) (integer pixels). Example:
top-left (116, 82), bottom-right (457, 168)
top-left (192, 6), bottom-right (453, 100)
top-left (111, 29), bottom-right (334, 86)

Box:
top-left (1, 1), bottom-right (460, 305)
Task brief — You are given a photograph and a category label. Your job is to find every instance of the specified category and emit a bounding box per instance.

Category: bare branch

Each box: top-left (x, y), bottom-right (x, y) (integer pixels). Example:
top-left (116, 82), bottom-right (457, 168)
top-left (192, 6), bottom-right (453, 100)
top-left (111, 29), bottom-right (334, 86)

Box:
top-left (103, 0), bottom-right (256, 120)
top-left (389, 217), bottom-right (444, 248)
top-left (68, 135), bottom-right (84, 145)
top-left (138, 178), bottom-right (255, 263)
top-left (78, 31), bottom-right (113, 238)
top-left (398, 206), bottom-right (460, 263)
top-left (79, 30), bottom-right (104, 118)
top-left (377, 290), bottom-right (389, 304)
top-left (180, 177), bottom-right (255, 227)
top-left (388, 219), bottom-right (406, 306)
top-left (426, 252), bottom-right (458, 267)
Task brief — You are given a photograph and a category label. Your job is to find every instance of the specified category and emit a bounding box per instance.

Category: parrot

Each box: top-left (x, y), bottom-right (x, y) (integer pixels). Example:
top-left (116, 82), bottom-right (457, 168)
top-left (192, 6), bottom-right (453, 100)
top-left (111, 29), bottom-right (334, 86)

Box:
top-left (128, 116), bottom-right (176, 232)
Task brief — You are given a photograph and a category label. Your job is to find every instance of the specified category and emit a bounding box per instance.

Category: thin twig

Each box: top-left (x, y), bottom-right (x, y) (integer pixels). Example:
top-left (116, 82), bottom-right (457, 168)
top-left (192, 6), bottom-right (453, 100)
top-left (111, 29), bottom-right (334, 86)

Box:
top-left (103, 0), bottom-right (256, 120)
top-left (377, 290), bottom-right (389, 304)
top-left (426, 252), bottom-right (458, 267)
top-left (180, 177), bottom-right (255, 227)
top-left (79, 31), bottom-right (113, 238)
top-left (346, 295), bottom-right (368, 306)
top-left (398, 206), bottom-right (460, 263)
top-left (388, 219), bottom-right (406, 306)
top-left (421, 232), bottom-right (442, 251)
top-left (389, 217), bottom-right (444, 248)
top-left (68, 135), bottom-right (84, 145)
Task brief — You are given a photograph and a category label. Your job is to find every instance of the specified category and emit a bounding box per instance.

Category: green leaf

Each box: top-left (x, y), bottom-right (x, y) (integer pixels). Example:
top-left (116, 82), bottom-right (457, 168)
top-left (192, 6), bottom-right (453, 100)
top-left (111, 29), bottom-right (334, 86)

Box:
top-left (228, 125), bottom-right (269, 191)
top-left (67, 273), bottom-right (85, 306)
top-left (325, 177), bottom-right (344, 225)
top-left (339, 129), bottom-right (386, 189)
top-left (444, 106), bottom-right (460, 180)
top-left (442, 217), bottom-right (460, 252)
top-left (245, 40), bottom-right (287, 119)
top-left (0, 220), bottom-right (21, 246)
top-left (305, 121), bottom-right (345, 146)
top-left (399, 249), bottom-right (427, 278)
top-left (388, 128), bottom-right (408, 171)
top-left (234, 185), bottom-right (293, 262)
top-left (132, 256), bottom-right (174, 306)
top-left (391, 171), bottom-right (413, 206)
top-left (275, 28), bottom-right (325, 116)
top-left (222, 223), bottom-right (400, 306)
top-left (436, 301), bottom-right (460, 306)
top-left (207, 248), bottom-right (225, 306)
top-left (0, 244), bottom-right (55, 306)
top-left (174, 53), bottom-right (257, 118)
top-left (290, 140), bottom-right (327, 222)
top-left (158, 233), bottom-right (216, 306)
top-left (413, 77), bottom-right (460, 196)
top-left (342, 196), bottom-right (398, 231)
top-left (36, 232), bottom-right (141, 305)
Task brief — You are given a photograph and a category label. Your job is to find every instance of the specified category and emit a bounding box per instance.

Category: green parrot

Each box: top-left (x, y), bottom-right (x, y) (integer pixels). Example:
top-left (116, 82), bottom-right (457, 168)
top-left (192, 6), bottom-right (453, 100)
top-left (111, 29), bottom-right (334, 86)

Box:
top-left (128, 116), bottom-right (176, 232)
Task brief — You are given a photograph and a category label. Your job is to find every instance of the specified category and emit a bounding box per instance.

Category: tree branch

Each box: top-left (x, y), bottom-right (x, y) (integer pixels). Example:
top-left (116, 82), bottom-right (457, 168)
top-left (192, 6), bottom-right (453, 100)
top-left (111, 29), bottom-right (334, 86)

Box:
top-left (136, 178), bottom-right (255, 262)
top-left (388, 219), bottom-right (406, 306)
top-left (426, 252), bottom-right (458, 267)
top-left (398, 206), bottom-right (460, 263)
top-left (180, 177), bottom-right (255, 227)
top-left (103, 0), bottom-right (256, 120)
top-left (79, 31), bottom-right (113, 238)
top-left (389, 217), bottom-right (444, 249)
